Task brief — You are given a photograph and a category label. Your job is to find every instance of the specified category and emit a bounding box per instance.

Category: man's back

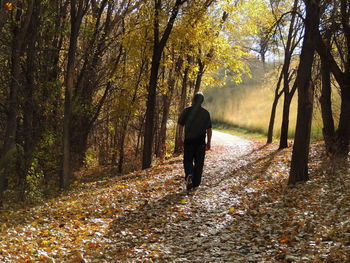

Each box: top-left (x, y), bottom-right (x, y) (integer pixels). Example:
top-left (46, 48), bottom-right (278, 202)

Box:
top-left (178, 105), bottom-right (211, 145)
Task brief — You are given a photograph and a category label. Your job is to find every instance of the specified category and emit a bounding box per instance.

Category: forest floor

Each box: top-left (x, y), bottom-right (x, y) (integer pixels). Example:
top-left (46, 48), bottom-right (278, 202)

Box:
top-left (0, 131), bottom-right (350, 262)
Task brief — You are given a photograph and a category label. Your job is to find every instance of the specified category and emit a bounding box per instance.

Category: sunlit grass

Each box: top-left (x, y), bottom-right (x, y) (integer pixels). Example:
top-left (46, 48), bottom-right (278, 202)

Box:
top-left (204, 60), bottom-right (338, 141)
top-left (212, 120), bottom-right (266, 140)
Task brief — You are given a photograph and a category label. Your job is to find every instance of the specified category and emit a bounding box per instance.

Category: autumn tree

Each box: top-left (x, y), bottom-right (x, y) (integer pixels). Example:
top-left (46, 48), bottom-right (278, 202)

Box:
top-left (314, 0), bottom-right (350, 157)
top-left (288, 0), bottom-right (320, 185)
top-left (278, 0), bottom-right (303, 149)
top-left (61, 0), bottom-right (90, 188)
top-left (266, 0), bottom-right (303, 144)
top-left (142, 0), bottom-right (187, 169)
top-left (0, 0), bottom-right (34, 202)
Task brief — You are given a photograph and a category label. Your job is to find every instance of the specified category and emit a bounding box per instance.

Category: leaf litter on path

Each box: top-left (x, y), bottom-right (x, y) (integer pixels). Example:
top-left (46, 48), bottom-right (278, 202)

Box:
top-left (0, 136), bottom-right (349, 262)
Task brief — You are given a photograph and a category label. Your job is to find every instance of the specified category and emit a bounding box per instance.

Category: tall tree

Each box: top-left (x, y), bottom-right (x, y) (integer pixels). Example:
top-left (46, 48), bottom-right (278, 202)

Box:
top-left (70, 0), bottom-right (146, 170)
top-left (174, 57), bottom-right (190, 154)
top-left (288, 0), bottom-right (320, 185)
top-left (61, 0), bottom-right (89, 188)
top-left (142, 0), bottom-right (187, 169)
top-left (267, 68), bottom-right (283, 143)
top-left (278, 0), bottom-right (301, 149)
top-left (21, 0), bottom-right (41, 196)
top-left (0, 0), bottom-right (34, 203)
top-left (314, 0), bottom-right (350, 157)
top-left (318, 31), bottom-right (336, 154)
top-left (266, 0), bottom-right (302, 145)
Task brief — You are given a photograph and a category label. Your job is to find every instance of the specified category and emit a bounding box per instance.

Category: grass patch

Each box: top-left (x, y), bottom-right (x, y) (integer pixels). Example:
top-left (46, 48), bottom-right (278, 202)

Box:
top-left (213, 120), bottom-right (267, 140)
top-left (204, 59), bottom-right (332, 142)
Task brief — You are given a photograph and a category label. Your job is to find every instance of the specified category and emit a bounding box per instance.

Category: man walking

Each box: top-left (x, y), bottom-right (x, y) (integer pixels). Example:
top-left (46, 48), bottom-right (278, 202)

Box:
top-left (178, 92), bottom-right (212, 191)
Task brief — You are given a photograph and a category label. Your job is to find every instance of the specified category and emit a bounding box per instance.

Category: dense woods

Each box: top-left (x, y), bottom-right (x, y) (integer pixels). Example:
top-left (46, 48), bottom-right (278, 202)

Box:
top-left (256, 0), bottom-right (350, 184)
top-left (0, 0), bottom-right (269, 203)
top-left (0, 0), bottom-right (349, 203)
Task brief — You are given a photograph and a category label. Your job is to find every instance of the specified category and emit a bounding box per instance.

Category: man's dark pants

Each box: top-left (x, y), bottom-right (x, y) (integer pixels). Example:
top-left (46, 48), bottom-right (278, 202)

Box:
top-left (183, 143), bottom-right (206, 188)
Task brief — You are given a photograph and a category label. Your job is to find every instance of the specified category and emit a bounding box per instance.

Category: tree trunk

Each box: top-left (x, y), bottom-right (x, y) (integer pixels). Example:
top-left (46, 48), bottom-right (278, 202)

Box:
top-left (174, 65), bottom-right (189, 154)
top-left (158, 57), bottom-right (178, 160)
top-left (278, 0), bottom-right (299, 149)
top-left (158, 94), bottom-right (171, 159)
top-left (319, 58), bottom-right (336, 154)
top-left (279, 94), bottom-right (293, 149)
top-left (334, 0), bottom-right (350, 156)
top-left (70, 119), bottom-right (91, 170)
top-left (267, 69), bottom-right (283, 143)
top-left (0, 0), bottom-right (34, 203)
top-left (154, 98), bottom-right (161, 157)
top-left (61, 0), bottom-right (88, 188)
top-left (288, 0), bottom-right (320, 185)
top-left (142, 50), bottom-right (161, 168)
top-left (118, 121), bottom-right (128, 174)
top-left (194, 59), bottom-right (205, 95)
top-left (159, 86), bottom-right (175, 159)
top-left (142, 0), bottom-right (184, 169)
top-left (21, 1), bottom-right (40, 197)
top-left (335, 76), bottom-right (350, 156)
top-left (314, 0), bottom-right (350, 157)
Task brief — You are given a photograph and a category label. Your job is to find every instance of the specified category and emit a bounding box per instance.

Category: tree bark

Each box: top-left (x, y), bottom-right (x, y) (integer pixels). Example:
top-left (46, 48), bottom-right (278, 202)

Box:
top-left (142, 0), bottom-right (185, 169)
top-left (174, 64), bottom-right (189, 154)
top-left (279, 0), bottom-right (299, 149)
top-left (194, 59), bottom-right (205, 95)
top-left (288, 0), bottom-right (320, 185)
top-left (158, 57), bottom-right (178, 159)
top-left (279, 95), bottom-right (292, 148)
top-left (267, 69), bottom-right (283, 143)
top-left (21, 0), bottom-right (40, 196)
top-left (335, 77), bottom-right (350, 156)
top-left (314, 0), bottom-right (350, 157)
top-left (61, 0), bottom-right (89, 188)
top-left (0, 0), bottom-right (34, 203)
top-left (118, 121), bottom-right (128, 174)
top-left (319, 57), bottom-right (336, 154)
top-left (334, 0), bottom-right (350, 156)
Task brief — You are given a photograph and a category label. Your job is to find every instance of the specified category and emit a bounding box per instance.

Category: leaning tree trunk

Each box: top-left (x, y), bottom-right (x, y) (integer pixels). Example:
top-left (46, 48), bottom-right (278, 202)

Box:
top-left (288, 0), bottom-right (320, 185)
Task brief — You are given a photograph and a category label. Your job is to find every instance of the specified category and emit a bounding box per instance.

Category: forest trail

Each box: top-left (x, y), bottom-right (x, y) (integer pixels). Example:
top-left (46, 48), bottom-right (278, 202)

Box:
top-left (211, 130), bottom-right (252, 148)
top-left (1, 132), bottom-right (350, 262)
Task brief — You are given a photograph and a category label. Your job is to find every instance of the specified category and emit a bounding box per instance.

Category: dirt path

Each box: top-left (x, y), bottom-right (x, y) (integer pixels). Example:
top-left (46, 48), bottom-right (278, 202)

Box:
top-left (100, 131), bottom-right (260, 262)
top-left (1, 132), bottom-right (349, 262)
top-left (211, 130), bottom-right (251, 148)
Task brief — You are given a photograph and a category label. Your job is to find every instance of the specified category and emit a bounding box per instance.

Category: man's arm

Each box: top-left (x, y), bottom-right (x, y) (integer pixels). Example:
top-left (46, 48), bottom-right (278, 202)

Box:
top-left (177, 109), bottom-right (187, 148)
top-left (206, 128), bottom-right (212, 151)
top-left (177, 123), bottom-right (184, 148)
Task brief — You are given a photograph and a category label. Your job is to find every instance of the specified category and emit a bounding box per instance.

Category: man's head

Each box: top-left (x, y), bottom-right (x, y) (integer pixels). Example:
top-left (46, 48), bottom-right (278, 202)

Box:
top-left (192, 92), bottom-right (204, 105)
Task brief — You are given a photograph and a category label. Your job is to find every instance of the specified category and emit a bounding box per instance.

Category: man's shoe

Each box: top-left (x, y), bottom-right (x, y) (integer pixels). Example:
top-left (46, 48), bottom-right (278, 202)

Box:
top-left (186, 174), bottom-right (193, 191)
